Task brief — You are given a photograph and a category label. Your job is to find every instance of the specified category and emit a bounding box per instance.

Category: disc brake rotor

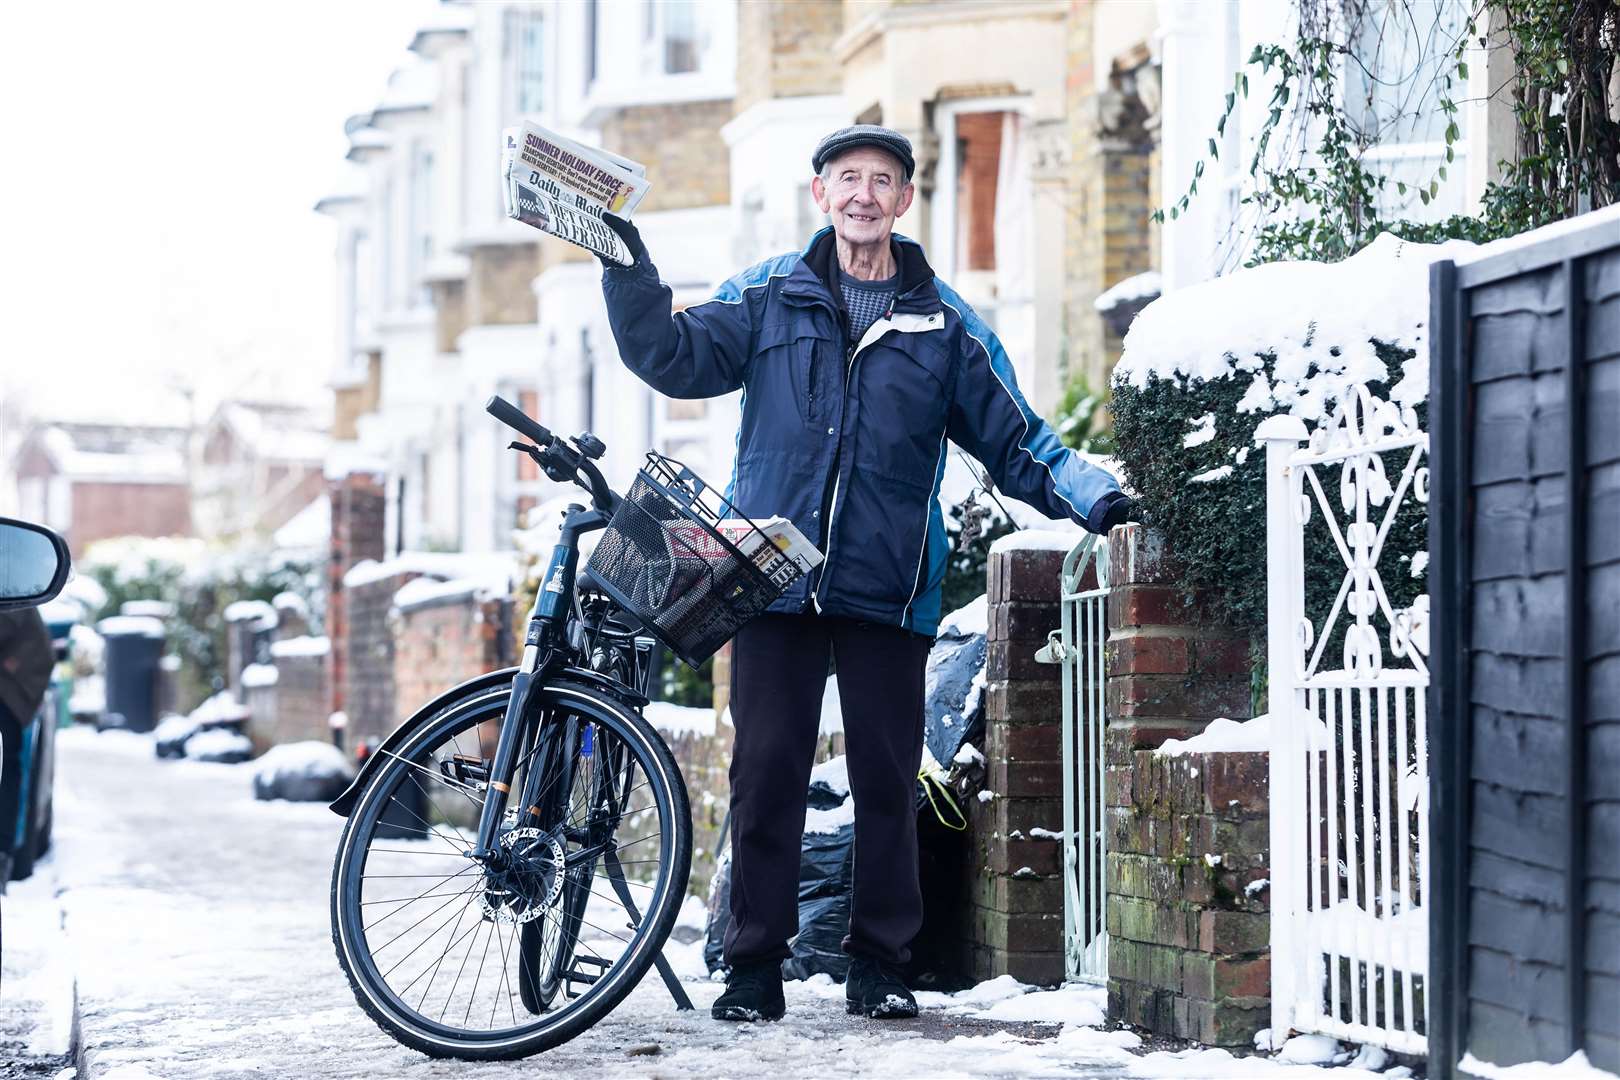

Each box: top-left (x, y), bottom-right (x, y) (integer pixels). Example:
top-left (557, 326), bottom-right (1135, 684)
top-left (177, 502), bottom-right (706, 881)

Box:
top-left (480, 827), bottom-right (567, 925)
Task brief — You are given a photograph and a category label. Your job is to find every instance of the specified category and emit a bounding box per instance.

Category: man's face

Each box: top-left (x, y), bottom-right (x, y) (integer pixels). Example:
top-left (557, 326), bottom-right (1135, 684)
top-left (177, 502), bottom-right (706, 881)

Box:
top-left (812, 147), bottom-right (914, 249)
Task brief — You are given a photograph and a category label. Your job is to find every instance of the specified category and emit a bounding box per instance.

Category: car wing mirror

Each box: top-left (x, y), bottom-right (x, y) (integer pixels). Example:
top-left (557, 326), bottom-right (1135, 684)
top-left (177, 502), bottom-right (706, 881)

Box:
top-left (0, 517), bottom-right (71, 612)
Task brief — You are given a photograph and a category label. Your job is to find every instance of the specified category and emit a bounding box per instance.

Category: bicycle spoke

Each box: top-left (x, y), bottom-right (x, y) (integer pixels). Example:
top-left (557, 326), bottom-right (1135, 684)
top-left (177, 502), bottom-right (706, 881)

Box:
top-left (415, 896), bottom-right (479, 1013)
top-left (374, 879), bottom-right (482, 955)
top-left (440, 918), bottom-right (486, 1023)
top-left (463, 910), bottom-right (496, 1027)
top-left (377, 748), bottom-right (485, 808)
top-left (492, 917), bottom-right (519, 1028)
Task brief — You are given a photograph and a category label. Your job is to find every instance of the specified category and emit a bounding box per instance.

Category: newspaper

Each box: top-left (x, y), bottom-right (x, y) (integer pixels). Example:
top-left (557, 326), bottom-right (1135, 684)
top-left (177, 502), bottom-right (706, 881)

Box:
top-left (502, 121), bottom-right (651, 266)
top-left (664, 516), bottom-right (825, 592)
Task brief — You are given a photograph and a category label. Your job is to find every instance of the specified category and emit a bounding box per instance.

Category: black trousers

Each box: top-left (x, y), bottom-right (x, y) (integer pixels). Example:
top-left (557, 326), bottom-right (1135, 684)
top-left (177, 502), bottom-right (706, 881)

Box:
top-left (723, 612), bottom-right (933, 968)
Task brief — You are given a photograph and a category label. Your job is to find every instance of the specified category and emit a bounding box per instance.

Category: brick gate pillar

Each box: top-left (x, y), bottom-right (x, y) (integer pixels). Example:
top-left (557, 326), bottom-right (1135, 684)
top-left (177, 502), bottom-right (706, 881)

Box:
top-left (1102, 524), bottom-right (1270, 1047)
top-left (327, 467), bottom-right (387, 723)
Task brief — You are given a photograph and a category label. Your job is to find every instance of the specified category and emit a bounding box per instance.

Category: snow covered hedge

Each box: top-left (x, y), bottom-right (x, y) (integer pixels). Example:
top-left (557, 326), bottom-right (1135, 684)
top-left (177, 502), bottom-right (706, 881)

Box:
top-left (1110, 235), bottom-right (1447, 646)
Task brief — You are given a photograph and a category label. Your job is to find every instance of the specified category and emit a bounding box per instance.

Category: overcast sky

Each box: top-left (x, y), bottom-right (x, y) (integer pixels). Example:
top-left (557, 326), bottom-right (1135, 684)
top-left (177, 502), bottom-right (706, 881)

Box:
top-left (0, 0), bottom-right (440, 428)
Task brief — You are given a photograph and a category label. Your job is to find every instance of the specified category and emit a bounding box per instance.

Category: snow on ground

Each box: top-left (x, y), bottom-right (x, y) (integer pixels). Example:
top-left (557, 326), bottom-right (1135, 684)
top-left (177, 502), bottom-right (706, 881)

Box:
top-left (1460, 1051), bottom-right (1620, 1080)
top-left (809, 753), bottom-right (850, 796)
top-left (20, 729), bottom-right (1440, 1080)
top-left (940, 593), bottom-right (988, 637)
top-left (642, 699), bottom-right (717, 738)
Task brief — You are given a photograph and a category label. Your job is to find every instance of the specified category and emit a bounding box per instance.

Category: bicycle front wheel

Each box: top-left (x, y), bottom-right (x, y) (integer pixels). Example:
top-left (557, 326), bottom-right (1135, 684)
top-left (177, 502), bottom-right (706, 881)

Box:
top-left (330, 678), bottom-right (692, 1060)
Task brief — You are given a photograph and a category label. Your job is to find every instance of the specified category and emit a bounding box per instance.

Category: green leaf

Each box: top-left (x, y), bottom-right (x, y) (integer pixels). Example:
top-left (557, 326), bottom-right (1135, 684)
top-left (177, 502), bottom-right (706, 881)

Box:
top-left (1430, 180), bottom-right (1440, 198)
top-left (1438, 166), bottom-right (1447, 181)
top-left (1457, 60), bottom-right (1470, 80)
top-left (1225, 91), bottom-right (1235, 115)
top-left (1397, 181), bottom-right (1407, 195)
top-left (1209, 138), bottom-right (1219, 159)
top-left (1170, 206), bottom-right (1180, 220)
top-left (1420, 189), bottom-right (1431, 205)
top-left (1241, 73), bottom-right (1250, 97)
top-left (1278, 85), bottom-right (1290, 106)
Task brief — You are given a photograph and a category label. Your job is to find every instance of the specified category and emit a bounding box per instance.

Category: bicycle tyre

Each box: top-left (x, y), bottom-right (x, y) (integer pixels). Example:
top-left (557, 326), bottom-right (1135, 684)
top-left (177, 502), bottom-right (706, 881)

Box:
top-left (330, 678), bottom-right (691, 1061)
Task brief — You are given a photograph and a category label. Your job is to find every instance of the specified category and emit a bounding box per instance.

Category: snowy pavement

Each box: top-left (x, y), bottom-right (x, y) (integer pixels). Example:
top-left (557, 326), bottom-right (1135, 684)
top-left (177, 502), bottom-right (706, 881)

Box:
top-left (4, 727), bottom-right (1414, 1079)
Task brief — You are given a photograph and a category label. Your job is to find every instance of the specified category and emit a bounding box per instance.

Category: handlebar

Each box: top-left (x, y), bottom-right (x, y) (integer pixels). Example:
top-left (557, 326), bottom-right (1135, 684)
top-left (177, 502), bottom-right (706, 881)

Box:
top-left (485, 395), bottom-right (618, 514)
top-left (485, 395), bottom-right (554, 447)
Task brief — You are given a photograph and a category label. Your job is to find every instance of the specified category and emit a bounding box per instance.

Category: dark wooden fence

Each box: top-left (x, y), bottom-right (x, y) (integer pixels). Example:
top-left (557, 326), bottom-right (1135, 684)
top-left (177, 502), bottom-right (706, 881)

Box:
top-left (1429, 208), bottom-right (1620, 1077)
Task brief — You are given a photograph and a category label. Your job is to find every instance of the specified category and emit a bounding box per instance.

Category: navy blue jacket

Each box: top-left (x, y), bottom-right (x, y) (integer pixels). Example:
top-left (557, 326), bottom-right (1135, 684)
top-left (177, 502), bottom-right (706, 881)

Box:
top-left (601, 228), bottom-right (1121, 636)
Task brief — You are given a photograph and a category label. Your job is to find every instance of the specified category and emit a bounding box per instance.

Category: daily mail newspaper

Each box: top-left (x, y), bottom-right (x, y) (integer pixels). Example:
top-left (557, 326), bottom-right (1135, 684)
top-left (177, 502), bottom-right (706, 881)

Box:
top-left (502, 122), bottom-right (651, 266)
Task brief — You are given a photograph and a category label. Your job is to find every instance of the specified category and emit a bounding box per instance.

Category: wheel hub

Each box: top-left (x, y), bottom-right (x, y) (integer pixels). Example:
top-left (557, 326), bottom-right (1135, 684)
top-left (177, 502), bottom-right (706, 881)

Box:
top-left (480, 827), bottom-right (566, 925)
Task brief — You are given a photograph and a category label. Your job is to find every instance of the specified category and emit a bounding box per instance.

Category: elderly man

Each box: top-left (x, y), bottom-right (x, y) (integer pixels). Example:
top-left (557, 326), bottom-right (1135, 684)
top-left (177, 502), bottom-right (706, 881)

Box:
top-left (599, 125), bottom-right (1130, 1022)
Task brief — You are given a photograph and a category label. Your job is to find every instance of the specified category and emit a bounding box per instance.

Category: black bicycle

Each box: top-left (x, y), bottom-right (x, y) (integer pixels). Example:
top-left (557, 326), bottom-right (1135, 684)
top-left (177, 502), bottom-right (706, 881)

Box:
top-left (328, 396), bottom-right (806, 1060)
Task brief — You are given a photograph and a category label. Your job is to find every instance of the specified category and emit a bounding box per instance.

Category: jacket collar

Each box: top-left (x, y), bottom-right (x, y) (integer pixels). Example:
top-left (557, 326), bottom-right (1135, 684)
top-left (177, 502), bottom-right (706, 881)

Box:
top-left (781, 227), bottom-right (941, 315)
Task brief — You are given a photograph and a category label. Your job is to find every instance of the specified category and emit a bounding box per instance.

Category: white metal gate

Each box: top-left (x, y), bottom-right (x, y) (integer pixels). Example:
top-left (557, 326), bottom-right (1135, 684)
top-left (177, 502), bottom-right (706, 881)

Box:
top-left (1056, 534), bottom-right (1110, 984)
top-left (1261, 388), bottom-right (1430, 1054)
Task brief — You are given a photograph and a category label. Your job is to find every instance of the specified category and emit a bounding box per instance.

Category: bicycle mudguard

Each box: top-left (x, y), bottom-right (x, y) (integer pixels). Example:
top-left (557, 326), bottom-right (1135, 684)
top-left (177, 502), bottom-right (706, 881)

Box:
top-left (327, 667), bottom-right (518, 818)
top-left (326, 666), bottom-right (653, 818)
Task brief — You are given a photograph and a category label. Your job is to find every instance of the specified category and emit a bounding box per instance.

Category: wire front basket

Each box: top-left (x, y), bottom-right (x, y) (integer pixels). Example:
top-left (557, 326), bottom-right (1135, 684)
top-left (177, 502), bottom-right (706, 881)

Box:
top-left (585, 453), bottom-right (805, 667)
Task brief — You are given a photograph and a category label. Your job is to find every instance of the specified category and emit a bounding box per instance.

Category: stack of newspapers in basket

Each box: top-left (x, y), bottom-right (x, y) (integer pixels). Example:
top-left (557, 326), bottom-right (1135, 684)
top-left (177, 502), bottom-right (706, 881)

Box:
top-left (501, 121), bottom-right (650, 266)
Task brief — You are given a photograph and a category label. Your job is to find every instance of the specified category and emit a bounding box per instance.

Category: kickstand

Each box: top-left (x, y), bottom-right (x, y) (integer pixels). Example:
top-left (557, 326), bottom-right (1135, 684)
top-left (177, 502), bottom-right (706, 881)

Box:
top-left (604, 848), bottom-right (694, 1011)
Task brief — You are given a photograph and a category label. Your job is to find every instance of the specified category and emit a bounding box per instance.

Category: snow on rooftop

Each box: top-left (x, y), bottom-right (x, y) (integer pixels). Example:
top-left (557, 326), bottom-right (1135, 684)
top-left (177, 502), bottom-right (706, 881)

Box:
top-left (989, 528), bottom-right (1085, 556)
top-left (1094, 270), bottom-right (1162, 312)
top-left (373, 58), bottom-right (437, 115)
top-left (1115, 232), bottom-right (1478, 420)
top-left (273, 493), bottom-right (329, 551)
top-left (120, 600), bottom-right (174, 619)
top-left (940, 593), bottom-right (988, 637)
top-left (269, 635), bottom-right (329, 659)
top-left (271, 591), bottom-right (309, 615)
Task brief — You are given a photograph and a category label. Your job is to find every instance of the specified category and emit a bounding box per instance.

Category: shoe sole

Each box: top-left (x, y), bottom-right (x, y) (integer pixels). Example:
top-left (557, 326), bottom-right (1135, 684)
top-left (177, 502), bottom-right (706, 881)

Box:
top-left (712, 1005), bottom-right (786, 1022)
top-left (845, 1000), bottom-right (919, 1020)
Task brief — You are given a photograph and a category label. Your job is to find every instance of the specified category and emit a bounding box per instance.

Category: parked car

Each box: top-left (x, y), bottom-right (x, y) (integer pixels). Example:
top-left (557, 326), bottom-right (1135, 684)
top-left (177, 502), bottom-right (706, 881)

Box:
top-left (0, 517), bottom-right (72, 888)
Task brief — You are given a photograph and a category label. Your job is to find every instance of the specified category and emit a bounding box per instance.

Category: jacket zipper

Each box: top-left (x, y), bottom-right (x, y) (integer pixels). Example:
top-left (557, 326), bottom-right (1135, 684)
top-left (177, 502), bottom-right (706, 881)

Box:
top-left (812, 299), bottom-right (903, 613)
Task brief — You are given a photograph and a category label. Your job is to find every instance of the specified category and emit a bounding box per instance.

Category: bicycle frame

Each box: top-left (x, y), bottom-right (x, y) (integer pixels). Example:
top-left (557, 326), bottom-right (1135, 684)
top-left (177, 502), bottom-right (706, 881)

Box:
top-left (469, 505), bottom-right (611, 864)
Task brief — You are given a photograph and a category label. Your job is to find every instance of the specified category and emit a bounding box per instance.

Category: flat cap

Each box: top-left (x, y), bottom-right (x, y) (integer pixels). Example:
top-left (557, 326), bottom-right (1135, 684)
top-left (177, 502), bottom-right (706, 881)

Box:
top-left (811, 124), bottom-right (915, 181)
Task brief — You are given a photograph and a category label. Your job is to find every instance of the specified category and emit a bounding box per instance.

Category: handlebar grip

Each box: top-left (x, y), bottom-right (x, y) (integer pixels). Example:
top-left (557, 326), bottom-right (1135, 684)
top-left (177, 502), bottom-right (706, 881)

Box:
top-left (485, 395), bottom-right (553, 446)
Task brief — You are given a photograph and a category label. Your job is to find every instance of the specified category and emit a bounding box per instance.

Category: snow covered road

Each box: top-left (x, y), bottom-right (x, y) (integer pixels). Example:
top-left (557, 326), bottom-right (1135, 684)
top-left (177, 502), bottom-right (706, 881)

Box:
top-left (18, 728), bottom-right (1390, 1079)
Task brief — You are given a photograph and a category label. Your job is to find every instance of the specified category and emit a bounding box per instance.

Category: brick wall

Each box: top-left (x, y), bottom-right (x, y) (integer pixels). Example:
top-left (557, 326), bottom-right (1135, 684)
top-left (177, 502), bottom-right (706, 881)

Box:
top-left (1102, 524), bottom-right (1265, 1046)
top-left (465, 242), bottom-right (540, 327)
top-left (1107, 750), bottom-right (1270, 1045)
top-left (255, 652), bottom-right (332, 749)
top-left (67, 480), bottom-right (193, 559)
top-left (392, 588), bottom-right (512, 718)
top-left (734, 0), bottom-right (842, 114)
top-left (966, 541), bottom-right (1097, 986)
top-left (599, 100), bottom-right (733, 213)
top-left (344, 571), bottom-right (412, 747)
top-left (1064, 2), bottom-right (1159, 393)
top-left (430, 277), bottom-right (468, 353)
top-left (1104, 525), bottom-right (1250, 753)
top-left (328, 470), bottom-right (387, 722)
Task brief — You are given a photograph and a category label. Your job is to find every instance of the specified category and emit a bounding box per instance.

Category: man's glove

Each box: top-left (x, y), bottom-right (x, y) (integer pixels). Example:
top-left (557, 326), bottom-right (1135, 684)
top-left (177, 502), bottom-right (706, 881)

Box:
top-left (1085, 491), bottom-right (1137, 535)
top-left (599, 213), bottom-right (650, 271)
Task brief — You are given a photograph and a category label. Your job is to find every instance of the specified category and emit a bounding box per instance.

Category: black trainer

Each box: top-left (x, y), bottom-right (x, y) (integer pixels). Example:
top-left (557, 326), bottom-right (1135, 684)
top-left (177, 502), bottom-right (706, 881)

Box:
top-left (844, 956), bottom-right (919, 1019)
top-left (711, 960), bottom-right (786, 1022)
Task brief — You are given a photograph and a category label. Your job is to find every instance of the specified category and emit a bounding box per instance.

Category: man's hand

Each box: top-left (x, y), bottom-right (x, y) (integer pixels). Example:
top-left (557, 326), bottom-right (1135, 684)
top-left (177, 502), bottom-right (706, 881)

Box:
top-left (599, 213), bottom-right (649, 270)
top-left (1086, 491), bottom-right (1137, 535)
